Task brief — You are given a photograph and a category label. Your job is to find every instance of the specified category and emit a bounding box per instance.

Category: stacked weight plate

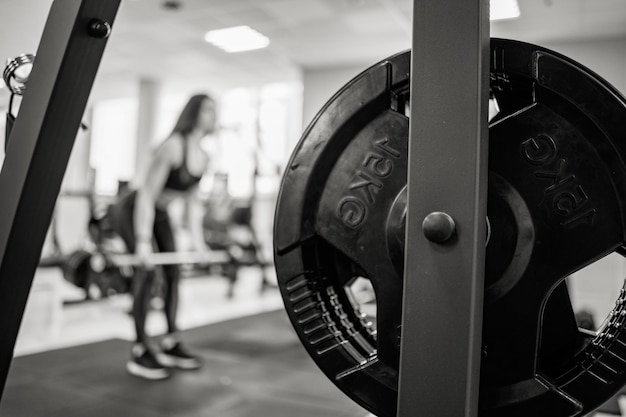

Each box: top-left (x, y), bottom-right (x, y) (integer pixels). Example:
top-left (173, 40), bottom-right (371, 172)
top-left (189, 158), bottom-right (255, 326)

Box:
top-left (274, 39), bottom-right (626, 416)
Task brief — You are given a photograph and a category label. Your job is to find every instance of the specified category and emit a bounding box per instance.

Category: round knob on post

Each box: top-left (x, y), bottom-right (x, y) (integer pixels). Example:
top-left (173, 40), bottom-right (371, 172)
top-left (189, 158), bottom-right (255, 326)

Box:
top-left (88, 19), bottom-right (112, 39)
top-left (422, 211), bottom-right (456, 243)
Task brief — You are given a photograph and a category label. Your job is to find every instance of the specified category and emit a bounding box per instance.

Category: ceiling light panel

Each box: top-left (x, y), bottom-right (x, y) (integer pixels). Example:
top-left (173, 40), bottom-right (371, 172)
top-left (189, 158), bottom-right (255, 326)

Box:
top-left (204, 25), bottom-right (270, 53)
top-left (490, 0), bottom-right (521, 21)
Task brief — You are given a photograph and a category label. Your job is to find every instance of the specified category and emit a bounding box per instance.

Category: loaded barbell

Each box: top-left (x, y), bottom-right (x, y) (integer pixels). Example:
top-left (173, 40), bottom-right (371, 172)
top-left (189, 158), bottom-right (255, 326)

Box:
top-left (273, 39), bottom-right (626, 416)
top-left (63, 247), bottom-right (253, 300)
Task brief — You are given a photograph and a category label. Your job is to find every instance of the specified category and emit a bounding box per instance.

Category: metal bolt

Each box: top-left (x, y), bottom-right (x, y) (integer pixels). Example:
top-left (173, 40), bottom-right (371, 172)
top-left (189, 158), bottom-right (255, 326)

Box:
top-left (422, 211), bottom-right (456, 243)
top-left (88, 19), bottom-right (111, 39)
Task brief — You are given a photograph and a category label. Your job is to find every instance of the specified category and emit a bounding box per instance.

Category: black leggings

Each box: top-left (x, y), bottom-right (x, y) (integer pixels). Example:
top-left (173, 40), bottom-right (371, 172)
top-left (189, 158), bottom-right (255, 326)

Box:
top-left (108, 191), bottom-right (181, 344)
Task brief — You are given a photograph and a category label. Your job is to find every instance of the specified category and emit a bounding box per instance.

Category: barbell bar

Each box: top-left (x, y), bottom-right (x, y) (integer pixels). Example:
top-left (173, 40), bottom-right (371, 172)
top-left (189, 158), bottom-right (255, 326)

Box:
top-left (89, 250), bottom-right (231, 271)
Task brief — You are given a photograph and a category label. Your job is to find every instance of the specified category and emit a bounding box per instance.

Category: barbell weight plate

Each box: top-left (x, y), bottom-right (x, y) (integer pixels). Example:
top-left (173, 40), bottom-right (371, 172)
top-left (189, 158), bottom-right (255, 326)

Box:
top-left (273, 38), bottom-right (626, 417)
top-left (62, 249), bottom-right (93, 289)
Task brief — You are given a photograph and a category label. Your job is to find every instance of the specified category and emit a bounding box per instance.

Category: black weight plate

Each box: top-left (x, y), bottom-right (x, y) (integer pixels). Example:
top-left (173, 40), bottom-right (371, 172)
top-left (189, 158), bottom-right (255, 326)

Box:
top-left (273, 39), bottom-right (626, 417)
top-left (62, 249), bottom-right (93, 289)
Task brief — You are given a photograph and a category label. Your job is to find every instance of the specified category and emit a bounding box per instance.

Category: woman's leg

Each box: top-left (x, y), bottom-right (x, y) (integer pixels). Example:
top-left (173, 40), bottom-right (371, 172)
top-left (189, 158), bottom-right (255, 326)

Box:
top-left (130, 269), bottom-right (155, 344)
top-left (153, 209), bottom-right (202, 369)
top-left (108, 193), bottom-right (170, 379)
top-left (108, 193), bottom-right (153, 344)
top-left (153, 209), bottom-right (180, 334)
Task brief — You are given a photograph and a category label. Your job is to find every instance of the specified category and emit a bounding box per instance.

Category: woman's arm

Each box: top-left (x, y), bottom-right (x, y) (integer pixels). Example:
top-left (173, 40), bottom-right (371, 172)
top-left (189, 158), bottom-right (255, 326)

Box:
top-left (134, 138), bottom-right (178, 255)
top-left (186, 187), bottom-right (211, 252)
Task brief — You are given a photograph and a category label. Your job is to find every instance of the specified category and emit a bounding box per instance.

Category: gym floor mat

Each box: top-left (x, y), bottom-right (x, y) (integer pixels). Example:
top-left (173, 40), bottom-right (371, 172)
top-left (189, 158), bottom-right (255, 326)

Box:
top-left (1, 310), bottom-right (368, 417)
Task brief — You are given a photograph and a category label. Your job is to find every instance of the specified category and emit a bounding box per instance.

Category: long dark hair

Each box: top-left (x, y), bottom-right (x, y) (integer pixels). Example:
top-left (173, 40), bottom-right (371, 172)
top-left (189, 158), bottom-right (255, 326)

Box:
top-left (171, 93), bottom-right (214, 136)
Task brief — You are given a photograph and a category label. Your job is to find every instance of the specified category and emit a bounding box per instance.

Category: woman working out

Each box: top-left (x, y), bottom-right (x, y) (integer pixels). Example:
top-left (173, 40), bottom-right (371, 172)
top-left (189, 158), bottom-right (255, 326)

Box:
top-left (108, 94), bottom-right (216, 380)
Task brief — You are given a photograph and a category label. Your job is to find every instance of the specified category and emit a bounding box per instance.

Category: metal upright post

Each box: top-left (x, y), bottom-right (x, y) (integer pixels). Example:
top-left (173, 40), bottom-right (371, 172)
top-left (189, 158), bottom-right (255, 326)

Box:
top-left (0, 0), bottom-right (120, 397)
top-left (397, 0), bottom-right (489, 416)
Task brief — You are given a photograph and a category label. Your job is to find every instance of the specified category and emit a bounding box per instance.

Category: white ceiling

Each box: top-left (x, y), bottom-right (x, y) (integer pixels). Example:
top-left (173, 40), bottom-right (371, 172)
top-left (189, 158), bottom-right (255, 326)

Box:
top-left (1, 0), bottom-right (626, 102)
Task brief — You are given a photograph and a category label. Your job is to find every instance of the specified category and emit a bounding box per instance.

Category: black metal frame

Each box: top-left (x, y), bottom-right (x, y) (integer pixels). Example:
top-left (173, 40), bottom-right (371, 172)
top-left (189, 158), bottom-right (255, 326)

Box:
top-left (397, 1), bottom-right (489, 416)
top-left (0, 0), bottom-right (120, 397)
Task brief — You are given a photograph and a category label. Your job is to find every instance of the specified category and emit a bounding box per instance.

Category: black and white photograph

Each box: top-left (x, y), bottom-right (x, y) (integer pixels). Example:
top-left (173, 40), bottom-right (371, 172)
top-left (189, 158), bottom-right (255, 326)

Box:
top-left (0, 0), bottom-right (626, 416)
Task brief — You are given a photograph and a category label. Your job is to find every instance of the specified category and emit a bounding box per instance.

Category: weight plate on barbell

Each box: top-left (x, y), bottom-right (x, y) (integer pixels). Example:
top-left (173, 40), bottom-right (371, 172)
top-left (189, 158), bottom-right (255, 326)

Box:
top-left (273, 39), bottom-right (626, 416)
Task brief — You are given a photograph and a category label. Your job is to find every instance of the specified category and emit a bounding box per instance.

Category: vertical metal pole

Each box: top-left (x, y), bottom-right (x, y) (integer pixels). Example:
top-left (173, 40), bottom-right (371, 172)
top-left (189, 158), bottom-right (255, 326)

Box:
top-left (0, 0), bottom-right (120, 397)
top-left (397, 0), bottom-right (489, 416)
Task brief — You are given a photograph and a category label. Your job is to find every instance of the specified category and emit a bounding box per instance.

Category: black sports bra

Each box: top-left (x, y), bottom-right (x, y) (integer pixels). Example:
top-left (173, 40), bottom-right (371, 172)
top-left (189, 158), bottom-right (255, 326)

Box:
top-left (164, 138), bottom-right (202, 191)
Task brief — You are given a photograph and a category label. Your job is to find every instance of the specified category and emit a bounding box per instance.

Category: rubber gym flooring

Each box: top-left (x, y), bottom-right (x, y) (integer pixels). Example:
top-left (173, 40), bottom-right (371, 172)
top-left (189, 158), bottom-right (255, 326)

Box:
top-left (0, 309), bottom-right (368, 417)
top-left (2, 306), bottom-right (625, 416)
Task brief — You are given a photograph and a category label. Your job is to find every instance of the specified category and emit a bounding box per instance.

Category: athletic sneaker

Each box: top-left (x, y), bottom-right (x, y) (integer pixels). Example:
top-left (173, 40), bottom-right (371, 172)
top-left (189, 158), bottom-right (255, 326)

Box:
top-left (156, 340), bottom-right (202, 370)
top-left (126, 344), bottom-right (171, 380)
